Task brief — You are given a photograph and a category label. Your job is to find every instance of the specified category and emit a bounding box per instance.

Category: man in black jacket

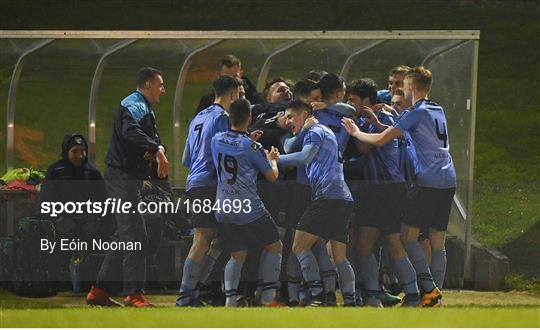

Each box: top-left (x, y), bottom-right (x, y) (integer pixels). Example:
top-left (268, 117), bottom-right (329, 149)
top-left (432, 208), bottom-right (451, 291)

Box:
top-left (89, 67), bottom-right (168, 308)
top-left (196, 55), bottom-right (264, 112)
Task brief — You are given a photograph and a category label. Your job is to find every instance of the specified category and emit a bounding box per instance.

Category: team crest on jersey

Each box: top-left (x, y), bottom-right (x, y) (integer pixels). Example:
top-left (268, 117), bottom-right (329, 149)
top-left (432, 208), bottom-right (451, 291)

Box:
top-left (250, 141), bottom-right (262, 151)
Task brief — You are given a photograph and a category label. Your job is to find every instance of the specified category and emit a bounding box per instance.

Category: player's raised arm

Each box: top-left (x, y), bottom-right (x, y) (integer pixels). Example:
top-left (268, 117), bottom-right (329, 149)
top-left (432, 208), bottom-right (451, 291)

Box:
top-left (342, 117), bottom-right (402, 147)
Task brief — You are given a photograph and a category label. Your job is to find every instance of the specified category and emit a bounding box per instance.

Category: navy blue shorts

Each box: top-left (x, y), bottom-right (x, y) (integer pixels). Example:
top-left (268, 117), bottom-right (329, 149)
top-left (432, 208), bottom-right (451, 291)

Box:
top-left (297, 199), bottom-right (353, 243)
top-left (354, 183), bottom-right (406, 235)
top-left (218, 214), bottom-right (280, 253)
top-left (404, 186), bottom-right (456, 232)
top-left (186, 186), bottom-right (217, 228)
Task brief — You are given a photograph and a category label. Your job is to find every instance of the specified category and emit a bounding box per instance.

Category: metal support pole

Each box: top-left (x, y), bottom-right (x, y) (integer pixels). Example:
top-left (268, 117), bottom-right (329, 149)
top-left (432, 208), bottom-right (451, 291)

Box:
top-left (87, 39), bottom-right (137, 162)
top-left (256, 40), bottom-right (304, 91)
top-left (340, 40), bottom-right (387, 80)
top-left (421, 40), bottom-right (469, 67)
top-left (464, 40), bottom-right (479, 281)
top-left (6, 39), bottom-right (54, 170)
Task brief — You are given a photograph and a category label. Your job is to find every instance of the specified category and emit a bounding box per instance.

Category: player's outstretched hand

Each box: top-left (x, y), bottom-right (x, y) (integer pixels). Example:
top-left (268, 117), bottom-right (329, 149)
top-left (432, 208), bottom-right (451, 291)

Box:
top-left (303, 116), bottom-right (319, 130)
top-left (341, 117), bottom-right (360, 136)
top-left (156, 149), bottom-right (169, 178)
top-left (250, 130), bottom-right (263, 141)
top-left (267, 146), bottom-right (280, 161)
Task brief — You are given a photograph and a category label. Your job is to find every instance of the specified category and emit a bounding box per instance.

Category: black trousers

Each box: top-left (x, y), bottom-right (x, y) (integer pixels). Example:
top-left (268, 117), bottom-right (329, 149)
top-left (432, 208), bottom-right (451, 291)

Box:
top-left (96, 167), bottom-right (148, 295)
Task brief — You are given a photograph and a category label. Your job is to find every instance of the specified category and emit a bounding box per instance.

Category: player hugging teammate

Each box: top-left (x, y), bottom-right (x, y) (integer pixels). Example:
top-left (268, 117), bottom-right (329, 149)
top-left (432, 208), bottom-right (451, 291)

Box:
top-left (179, 55), bottom-right (456, 308)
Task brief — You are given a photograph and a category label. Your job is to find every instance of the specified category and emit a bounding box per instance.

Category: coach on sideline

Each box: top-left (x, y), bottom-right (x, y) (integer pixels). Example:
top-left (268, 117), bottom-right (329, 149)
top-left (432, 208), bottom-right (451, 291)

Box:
top-left (87, 67), bottom-right (168, 308)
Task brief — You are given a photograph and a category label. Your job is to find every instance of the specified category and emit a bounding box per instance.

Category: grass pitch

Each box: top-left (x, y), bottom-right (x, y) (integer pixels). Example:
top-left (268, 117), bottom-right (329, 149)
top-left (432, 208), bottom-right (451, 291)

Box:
top-left (2, 307), bottom-right (540, 328)
top-left (0, 290), bottom-right (539, 327)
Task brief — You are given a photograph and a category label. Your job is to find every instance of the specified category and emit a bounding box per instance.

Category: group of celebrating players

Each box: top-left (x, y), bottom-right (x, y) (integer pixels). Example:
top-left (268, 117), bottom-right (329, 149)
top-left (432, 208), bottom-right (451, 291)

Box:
top-left (176, 55), bottom-right (456, 308)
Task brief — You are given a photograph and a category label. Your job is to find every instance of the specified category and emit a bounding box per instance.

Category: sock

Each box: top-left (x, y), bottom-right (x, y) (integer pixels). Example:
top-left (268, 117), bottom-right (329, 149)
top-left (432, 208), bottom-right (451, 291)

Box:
top-left (193, 254), bottom-right (218, 298)
top-left (431, 249), bottom-right (447, 289)
top-left (336, 260), bottom-right (356, 305)
top-left (296, 250), bottom-right (323, 297)
top-left (200, 240), bottom-right (222, 284)
top-left (260, 251), bottom-right (282, 305)
top-left (224, 259), bottom-right (244, 307)
top-left (393, 256), bottom-right (420, 296)
top-left (286, 252), bottom-right (302, 302)
top-left (254, 249), bottom-right (267, 302)
top-left (355, 281), bottom-right (363, 305)
top-left (313, 241), bottom-right (337, 293)
top-left (299, 281), bottom-right (311, 302)
top-left (177, 258), bottom-right (202, 306)
top-left (404, 240), bottom-right (436, 292)
top-left (381, 246), bottom-right (399, 284)
top-left (357, 254), bottom-right (380, 296)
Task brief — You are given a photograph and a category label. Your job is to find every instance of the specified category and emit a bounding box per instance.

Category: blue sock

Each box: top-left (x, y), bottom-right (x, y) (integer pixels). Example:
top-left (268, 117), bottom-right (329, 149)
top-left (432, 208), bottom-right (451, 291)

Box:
top-left (224, 259), bottom-right (243, 307)
top-left (431, 249), bottom-right (447, 289)
top-left (296, 250), bottom-right (323, 297)
top-left (393, 256), bottom-right (420, 296)
top-left (193, 254), bottom-right (218, 298)
top-left (254, 249), bottom-right (267, 302)
top-left (313, 241), bottom-right (337, 293)
top-left (404, 241), bottom-right (436, 292)
top-left (177, 258), bottom-right (201, 306)
top-left (381, 246), bottom-right (399, 284)
top-left (299, 281), bottom-right (311, 302)
top-left (336, 260), bottom-right (356, 305)
top-left (286, 253), bottom-right (302, 302)
top-left (357, 254), bottom-right (380, 296)
top-left (261, 251), bottom-right (282, 305)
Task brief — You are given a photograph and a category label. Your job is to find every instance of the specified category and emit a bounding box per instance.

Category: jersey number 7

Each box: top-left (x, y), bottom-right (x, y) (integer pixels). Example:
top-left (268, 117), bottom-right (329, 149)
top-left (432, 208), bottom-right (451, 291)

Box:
top-left (194, 123), bottom-right (203, 149)
top-left (217, 153), bottom-right (238, 184)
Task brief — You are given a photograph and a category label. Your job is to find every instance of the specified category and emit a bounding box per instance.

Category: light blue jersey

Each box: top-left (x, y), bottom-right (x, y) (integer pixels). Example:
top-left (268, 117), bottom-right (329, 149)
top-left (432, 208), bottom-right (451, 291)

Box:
top-left (397, 111), bottom-right (418, 185)
top-left (185, 104), bottom-right (229, 190)
top-left (313, 103), bottom-right (354, 162)
top-left (304, 124), bottom-right (353, 201)
top-left (211, 130), bottom-right (272, 224)
top-left (394, 99), bottom-right (456, 189)
top-left (358, 110), bottom-right (404, 185)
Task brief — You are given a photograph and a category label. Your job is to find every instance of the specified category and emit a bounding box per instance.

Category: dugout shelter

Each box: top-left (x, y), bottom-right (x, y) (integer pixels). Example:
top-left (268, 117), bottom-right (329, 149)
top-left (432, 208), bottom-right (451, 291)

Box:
top-left (0, 30), bottom-right (480, 286)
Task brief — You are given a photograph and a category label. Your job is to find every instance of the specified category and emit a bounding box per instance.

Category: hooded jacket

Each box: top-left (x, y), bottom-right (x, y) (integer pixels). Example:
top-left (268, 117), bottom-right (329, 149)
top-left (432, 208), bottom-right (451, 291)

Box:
top-left (39, 134), bottom-right (108, 213)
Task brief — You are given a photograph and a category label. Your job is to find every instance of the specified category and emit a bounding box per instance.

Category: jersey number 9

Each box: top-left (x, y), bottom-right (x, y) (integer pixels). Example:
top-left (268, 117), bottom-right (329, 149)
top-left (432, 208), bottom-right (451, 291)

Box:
top-left (217, 153), bottom-right (238, 184)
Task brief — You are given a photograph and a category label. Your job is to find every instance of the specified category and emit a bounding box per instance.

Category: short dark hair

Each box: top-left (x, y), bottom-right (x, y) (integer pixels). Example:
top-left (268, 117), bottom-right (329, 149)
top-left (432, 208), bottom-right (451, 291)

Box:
top-left (229, 99), bottom-right (252, 127)
top-left (263, 77), bottom-right (294, 100)
top-left (213, 75), bottom-right (242, 97)
top-left (347, 79), bottom-right (378, 105)
top-left (318, 73), bottom-right (345, 99)
top-left (305, 70), bottom-right (328, 82)
top-left (136, 67), bottom-right (162, 88)
top-left (286, 99), bottom-right (313, 116)
top-left (221, 54), bottom-right (241, 68)
top-left (293, 79), bottom-right (320, 100)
